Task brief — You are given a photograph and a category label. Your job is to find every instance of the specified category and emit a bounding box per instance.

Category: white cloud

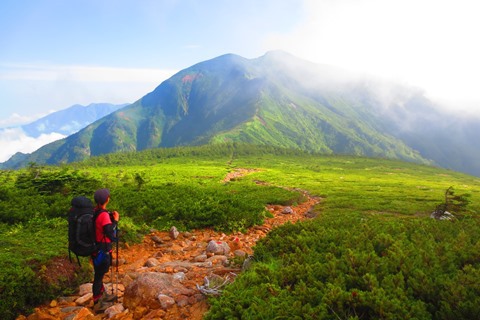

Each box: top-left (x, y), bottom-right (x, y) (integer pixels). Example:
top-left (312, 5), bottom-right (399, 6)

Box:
top-left (265, 0), bottom-right (480, 113)
top-left (0, 63), bottom-right (177, 83)
top-left (0, 128), bottom-right (65, 162)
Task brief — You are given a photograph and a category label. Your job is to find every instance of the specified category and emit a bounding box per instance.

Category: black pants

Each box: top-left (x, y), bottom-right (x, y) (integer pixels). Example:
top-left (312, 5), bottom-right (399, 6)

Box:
top-left (92, 251), bottom-right (111, 303)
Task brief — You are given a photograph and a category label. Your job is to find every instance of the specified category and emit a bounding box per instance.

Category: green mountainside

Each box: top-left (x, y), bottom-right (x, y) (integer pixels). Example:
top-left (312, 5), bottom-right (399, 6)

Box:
top-left (3, 51), bottom-right (479, 176)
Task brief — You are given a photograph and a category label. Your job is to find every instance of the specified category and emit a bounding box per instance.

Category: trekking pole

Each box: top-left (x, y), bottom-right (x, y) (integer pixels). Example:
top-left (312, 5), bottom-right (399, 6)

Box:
top-left (110, 219), bottom-right (115, 297)
top-left (116, 227), bottom-right (119, 300)
top-left (110, 252), bottom-right (114, 296)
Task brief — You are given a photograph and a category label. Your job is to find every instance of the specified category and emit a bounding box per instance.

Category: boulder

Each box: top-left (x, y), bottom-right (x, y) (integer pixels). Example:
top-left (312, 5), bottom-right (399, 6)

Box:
top-left (206, 240), bottom-right (230, 255)
top-left (123, 272), bottom-right (195, 310)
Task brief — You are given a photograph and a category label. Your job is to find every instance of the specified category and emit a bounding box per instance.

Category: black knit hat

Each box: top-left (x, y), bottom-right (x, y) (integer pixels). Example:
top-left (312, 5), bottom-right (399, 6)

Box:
top-left (94, 188), bottom-right (110, 205)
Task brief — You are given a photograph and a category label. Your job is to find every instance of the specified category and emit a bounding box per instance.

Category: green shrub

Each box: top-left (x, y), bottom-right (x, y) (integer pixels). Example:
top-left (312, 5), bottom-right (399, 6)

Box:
top-left (206, 213), bottom-right (480, 319)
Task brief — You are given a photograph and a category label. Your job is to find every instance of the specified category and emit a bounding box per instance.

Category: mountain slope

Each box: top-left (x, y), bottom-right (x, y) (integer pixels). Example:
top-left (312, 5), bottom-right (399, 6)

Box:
top-left (2, 51), bottom-right (478, 176)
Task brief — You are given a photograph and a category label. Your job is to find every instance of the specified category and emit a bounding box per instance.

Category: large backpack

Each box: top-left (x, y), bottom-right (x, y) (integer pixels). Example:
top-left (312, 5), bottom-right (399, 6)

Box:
top-left (68, 196), bottom-right (97, 265)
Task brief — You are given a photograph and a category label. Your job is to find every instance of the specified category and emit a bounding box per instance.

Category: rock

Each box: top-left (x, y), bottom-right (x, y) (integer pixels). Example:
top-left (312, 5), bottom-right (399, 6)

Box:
top-left (207, 255), bottom-right (229, 266)
top-left (173, 272), bottom-right (186, 281)
top-left (242, 255), bottom-right (254, 271)
top-left (176, 295), bottom-right (189, 307)
top-left (430, 210), bottom-right (455, 220)
top-left (122, 274), bottom-right (134, 289)
top-left (78, 283), bottom-right (92, 296)
top-left (115, 283), bottom-right (126, 293)
top-left (155, 260), bottom-right (195, 273)
top-left (104, 303), bottom-right (125, 318)
top-left (145, 257), bottom-right (160, 268)
top-left (151, 235), bottom-right (164, 244)
top-left (123, 272), bottom-right (195, 310)
top-left (282, 206), bottom-right (294, 214)
top-left (157, 294), bottom-right (175, 310)
top-left (194, 254), bottom-right (207, 262)
top-left (74, 293), bottom-right (92, 306)
top-left (58, 296), bottom-right (77, 304)
top-left (194, 261), bottom-right (213, 268)
top-left (169, 226), bottom-right (179, 239)
top-left (60, 306), bottom-right (83, 314)
top-left (71, 307), bottom-right (94, 319)
top-left (104, 283), bottom-right (125, 298)
top-left (206, 240), bottom-right (230, 255)
top-left (234, 250), bottom-right (247, 258)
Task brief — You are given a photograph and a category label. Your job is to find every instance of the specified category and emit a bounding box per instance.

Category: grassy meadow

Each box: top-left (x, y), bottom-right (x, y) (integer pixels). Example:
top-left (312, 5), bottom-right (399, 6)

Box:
top-left (1, 144), bottom-right (479, 319)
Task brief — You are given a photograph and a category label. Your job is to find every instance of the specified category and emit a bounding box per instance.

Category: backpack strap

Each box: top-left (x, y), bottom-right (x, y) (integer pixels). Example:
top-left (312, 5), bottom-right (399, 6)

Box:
top-left (94, 208), bottom-right (113, 250)
top-left (68, 248), bottom-right (82, 267)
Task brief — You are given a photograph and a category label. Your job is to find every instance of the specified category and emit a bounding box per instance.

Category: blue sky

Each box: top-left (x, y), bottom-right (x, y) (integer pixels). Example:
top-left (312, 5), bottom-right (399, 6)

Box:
top-left (1, 0), bottom-right (479, 127)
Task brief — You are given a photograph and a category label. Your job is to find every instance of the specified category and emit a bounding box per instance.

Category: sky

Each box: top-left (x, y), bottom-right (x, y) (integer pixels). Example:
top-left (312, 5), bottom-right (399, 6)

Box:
top-left (1, 0), bottom-right (479, 126)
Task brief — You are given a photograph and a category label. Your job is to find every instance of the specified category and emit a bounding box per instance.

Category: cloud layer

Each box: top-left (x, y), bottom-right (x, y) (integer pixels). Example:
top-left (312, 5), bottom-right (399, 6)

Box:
top-left (266, 0), bottom-right (480, 114)
top-left (0, 127), bottom-right (65, 162)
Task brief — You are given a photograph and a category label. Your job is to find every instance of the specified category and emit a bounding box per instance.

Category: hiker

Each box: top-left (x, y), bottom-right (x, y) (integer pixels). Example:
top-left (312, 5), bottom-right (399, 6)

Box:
top-left (92, 188), bottom-right (119, 311)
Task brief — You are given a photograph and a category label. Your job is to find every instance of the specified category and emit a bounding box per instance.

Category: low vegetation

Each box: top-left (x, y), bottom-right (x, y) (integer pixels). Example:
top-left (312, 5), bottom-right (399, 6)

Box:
top-left (1, 143), bottom-right (479, 319)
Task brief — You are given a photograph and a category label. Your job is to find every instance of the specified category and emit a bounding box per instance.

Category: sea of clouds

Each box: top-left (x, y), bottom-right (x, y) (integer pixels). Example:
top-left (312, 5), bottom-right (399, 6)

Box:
top-left (0, 127), bottom-right (65, 162)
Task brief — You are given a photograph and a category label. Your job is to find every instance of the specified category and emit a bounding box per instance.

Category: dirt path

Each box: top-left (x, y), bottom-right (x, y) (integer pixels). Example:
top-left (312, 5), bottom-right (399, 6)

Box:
top-left (20, 169), bottom-right (320, 320)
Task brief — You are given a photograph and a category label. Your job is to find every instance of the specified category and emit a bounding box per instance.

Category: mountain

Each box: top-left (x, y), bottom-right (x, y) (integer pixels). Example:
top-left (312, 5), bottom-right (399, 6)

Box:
top-left (21, 102), bottom-right (128, 137)
top-left (2, 51), bottom-right (479, 176)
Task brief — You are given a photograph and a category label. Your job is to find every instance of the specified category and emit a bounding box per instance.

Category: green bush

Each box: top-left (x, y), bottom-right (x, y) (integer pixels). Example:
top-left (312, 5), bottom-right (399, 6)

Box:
top-left (206, 213), bottom-right (480, 319)
top-left (0, 219), bottom-right (91, 320)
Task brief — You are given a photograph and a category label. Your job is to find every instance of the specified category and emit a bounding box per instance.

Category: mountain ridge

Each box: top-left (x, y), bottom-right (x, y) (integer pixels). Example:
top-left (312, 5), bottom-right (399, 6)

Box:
top-left (2, 51), bottom-right (479, 176)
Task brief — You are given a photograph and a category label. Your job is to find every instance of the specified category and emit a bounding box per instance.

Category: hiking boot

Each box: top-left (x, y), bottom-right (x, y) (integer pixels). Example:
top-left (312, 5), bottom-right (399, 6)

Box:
top-left (101, 292), bottom-right (118, 303)
top-left (93, 301), bottom-right (114, 313)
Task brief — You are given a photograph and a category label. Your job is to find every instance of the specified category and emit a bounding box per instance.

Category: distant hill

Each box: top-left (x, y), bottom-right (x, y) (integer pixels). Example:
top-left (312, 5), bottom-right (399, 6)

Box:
top-left (21, 102), bottom-right (128, 137)
top-left (2, 51), bottom-right (479, 177)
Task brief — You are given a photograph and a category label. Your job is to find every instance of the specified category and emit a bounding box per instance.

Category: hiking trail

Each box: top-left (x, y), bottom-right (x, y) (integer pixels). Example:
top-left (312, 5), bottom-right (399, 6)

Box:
top-left (19, 169), bottom-right (320, 320)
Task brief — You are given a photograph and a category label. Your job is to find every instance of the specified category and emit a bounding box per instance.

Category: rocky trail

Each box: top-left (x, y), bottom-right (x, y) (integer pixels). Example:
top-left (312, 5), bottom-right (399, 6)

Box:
top-left (19, 169), bottom-right (320, 320)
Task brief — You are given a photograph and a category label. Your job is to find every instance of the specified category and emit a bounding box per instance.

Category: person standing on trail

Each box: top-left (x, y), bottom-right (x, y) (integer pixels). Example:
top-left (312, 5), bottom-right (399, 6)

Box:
top-left (92, 188), bottom-right (119, 312)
